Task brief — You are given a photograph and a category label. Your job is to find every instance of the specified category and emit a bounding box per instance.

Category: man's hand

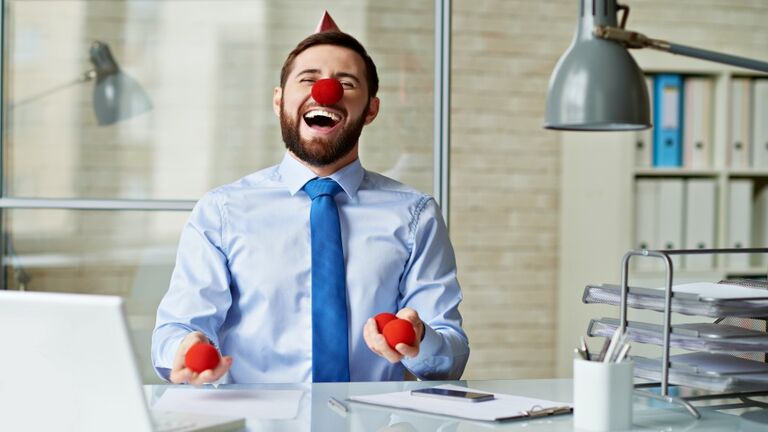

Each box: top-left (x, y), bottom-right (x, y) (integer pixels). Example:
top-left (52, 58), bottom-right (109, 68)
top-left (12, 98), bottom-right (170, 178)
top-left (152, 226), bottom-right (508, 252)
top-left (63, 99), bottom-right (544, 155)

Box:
top-left (363, 308), bottom-right (425, 363)
top-left (169, 331), bottom-right (233, 386)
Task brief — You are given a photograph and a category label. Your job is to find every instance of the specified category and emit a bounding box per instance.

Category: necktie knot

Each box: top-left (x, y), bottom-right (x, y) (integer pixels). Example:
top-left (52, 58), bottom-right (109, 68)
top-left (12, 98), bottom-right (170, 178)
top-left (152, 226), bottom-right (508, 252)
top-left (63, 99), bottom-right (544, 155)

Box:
top-left (304, 178), bottom-right (343, 200)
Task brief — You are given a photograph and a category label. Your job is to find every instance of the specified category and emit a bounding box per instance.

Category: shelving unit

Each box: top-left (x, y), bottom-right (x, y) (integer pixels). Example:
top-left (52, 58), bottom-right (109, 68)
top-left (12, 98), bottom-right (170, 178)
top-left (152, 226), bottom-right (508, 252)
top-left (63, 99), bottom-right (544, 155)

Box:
top-left (557, 50), bottom-right (768, 377)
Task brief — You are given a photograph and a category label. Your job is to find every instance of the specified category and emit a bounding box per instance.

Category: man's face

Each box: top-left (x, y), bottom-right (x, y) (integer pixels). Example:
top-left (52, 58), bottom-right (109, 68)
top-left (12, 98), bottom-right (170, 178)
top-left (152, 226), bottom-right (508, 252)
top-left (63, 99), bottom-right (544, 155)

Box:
top-left (274, 44), bottom-right (379, 167)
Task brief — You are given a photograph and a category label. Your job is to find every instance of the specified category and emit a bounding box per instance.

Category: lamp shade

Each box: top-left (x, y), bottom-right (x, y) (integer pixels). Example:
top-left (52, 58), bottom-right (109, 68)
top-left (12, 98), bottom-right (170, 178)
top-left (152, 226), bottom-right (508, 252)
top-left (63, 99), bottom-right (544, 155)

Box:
top-left (89, 41), bottom-right (152, 126)
top-left (544, 0), bottom-right (650, 131)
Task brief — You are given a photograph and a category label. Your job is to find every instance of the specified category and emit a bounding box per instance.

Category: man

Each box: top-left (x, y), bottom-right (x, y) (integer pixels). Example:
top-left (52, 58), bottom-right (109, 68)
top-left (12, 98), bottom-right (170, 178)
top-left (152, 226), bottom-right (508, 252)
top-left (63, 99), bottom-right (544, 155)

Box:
top-left (151, 25), bottom-right (468, 385)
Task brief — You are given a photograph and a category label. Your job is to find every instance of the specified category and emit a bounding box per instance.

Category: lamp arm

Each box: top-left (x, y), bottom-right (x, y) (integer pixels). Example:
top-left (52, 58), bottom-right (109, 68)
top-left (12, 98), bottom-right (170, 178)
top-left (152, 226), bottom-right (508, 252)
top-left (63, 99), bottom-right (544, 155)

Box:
top-left (10, 69), bottom-right (96, 109)
top-left (595, 25), bottom-right (768, 73)
top-left (666, 43), bottom-right (768, 73)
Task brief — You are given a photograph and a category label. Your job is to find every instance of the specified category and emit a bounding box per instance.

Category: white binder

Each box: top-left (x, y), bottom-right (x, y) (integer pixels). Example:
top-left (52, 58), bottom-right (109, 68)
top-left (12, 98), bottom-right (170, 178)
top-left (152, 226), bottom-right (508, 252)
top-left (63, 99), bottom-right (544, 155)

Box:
top-left (752, 79), bottom-right (768, 168)
top-left (683, 179), bottom-right (716, 270)
top-left (635, 179), bottom-right (659, 270)
top-left (657, 179), bottom-right (685, 270)
top-left (727, 179), bottom-right (753, 268)
top-left (636, 76), bottom-right (654, 168)
top-left (753, 185), bottom-right (768, 267)
top-left (683, 78), bottom-right (713, 169)
top-left (730, 78), bottom-right (752, 169)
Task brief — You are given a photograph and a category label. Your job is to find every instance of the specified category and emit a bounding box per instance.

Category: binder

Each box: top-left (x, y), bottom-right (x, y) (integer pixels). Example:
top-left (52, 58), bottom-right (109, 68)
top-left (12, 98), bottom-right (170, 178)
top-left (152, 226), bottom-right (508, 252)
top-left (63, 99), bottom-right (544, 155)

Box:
top-left (753, 185), bottom-right (768, 267)
top-left (683, 179), bottom-right (716, 270)
top-left (653, 74), bottom-right (683, 167)
top-left (635, 75), bottom-right (654, 168)
top-left (727, 179), bottom-right (753, 268)
top-left (657, 179), bottom-right (684, 269)
top-left (752, 79), bottom-right (768, 168)
top-left (634, 179), bottom-right (659, 270)
top-left (729, 78), bottom-right (752, 169)
top-left (683, 77), bottom-right (714, 169)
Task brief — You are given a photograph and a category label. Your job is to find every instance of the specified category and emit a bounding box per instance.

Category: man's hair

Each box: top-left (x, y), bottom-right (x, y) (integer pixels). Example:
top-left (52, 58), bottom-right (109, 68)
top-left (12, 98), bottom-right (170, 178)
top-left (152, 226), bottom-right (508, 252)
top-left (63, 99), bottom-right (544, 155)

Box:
top-left (280, 31), bottom-right (379, 98)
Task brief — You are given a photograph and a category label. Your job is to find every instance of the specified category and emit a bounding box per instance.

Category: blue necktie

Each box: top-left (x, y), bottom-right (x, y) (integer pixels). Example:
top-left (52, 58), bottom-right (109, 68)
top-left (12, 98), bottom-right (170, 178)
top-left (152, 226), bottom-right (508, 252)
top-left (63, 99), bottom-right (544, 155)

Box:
top-left (303, 178), bottom-right (350, 382)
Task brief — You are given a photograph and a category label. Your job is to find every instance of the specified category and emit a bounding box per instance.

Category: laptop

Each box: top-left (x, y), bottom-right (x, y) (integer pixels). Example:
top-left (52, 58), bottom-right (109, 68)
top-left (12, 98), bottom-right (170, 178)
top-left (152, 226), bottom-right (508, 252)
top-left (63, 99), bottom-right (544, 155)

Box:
top-left (0, 290), bottom-right (245, 432)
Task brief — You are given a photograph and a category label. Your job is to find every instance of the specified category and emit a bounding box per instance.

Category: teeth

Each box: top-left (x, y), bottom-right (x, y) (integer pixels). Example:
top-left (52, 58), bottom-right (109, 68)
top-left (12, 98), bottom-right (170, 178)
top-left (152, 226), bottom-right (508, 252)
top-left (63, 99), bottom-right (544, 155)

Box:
top-left (304, 110), bottom-right (340, 121)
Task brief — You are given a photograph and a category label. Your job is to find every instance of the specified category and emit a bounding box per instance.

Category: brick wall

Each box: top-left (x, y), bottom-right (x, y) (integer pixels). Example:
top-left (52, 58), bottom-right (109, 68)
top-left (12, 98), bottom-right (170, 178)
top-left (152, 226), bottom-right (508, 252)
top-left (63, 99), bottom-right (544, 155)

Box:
top-left (451, 0), bottom-right (768, 380)
top-left (451, 0), bottom-right (570, 379)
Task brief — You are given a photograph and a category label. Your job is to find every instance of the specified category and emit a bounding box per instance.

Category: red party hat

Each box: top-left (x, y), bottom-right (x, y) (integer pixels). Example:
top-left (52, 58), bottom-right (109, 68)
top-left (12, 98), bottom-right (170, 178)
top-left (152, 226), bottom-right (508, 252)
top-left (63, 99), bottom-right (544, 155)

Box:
top-left (315, 11), bottom-right (340, 33)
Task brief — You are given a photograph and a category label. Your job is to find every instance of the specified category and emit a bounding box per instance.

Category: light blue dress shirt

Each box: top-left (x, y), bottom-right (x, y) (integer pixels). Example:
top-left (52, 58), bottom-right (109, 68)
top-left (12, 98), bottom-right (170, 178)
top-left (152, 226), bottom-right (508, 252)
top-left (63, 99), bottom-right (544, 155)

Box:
top-left (152, 152), bottom-right (469, 383)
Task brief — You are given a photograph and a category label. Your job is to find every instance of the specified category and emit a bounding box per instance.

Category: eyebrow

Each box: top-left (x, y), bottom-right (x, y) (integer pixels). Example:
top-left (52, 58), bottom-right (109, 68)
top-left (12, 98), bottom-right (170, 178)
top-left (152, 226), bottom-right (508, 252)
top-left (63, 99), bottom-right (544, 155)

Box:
top-left (295, 69), bottom-right (361, 84)
top-left (335, 72), bottom-right (360, 84)
top-left (296, 69), bottom-right (322, 77)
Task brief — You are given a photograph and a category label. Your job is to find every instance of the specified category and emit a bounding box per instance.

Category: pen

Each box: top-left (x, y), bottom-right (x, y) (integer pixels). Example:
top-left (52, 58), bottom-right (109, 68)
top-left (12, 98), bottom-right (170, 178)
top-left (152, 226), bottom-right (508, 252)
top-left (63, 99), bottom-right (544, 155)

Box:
top-left (523, 405), bottom-right (574, 417)
top-left (602, 328), bottom-right (623, 363)
top-left (580, 336), bottom-right (591, 360)
top-left (615, 343), bottom-right (631, 363)
top-left (596, 337), bottom-right (611, 362)
top-left (574, 347), bottom-right (587, 360)
top-left (327, 396), bottom-right (349, 417)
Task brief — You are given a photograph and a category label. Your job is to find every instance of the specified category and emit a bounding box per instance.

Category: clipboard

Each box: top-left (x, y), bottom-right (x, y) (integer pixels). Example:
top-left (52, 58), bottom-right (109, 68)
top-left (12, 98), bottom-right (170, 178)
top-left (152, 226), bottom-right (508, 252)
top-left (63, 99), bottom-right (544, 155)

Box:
top-left (348, 384), bottom-right (572, 422)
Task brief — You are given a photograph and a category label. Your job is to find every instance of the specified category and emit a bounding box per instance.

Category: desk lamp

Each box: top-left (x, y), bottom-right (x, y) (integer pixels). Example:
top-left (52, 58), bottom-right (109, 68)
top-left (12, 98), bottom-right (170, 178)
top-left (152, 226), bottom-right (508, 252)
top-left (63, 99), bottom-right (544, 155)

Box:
top-left (544, 0), bottom-right (768, 131)
top-left (11, 41), bottom-right (152, 126)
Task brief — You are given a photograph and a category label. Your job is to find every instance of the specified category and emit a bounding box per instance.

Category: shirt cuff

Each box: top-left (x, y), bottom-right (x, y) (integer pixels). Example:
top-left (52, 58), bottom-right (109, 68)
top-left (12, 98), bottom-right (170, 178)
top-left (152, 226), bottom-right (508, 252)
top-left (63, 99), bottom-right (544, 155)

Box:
top-left (152, 329), bottom-right (188, 382)
top-left (163, 332), bottom-right (188, 367)
top-left (407, 323), bottom-right (441, 363)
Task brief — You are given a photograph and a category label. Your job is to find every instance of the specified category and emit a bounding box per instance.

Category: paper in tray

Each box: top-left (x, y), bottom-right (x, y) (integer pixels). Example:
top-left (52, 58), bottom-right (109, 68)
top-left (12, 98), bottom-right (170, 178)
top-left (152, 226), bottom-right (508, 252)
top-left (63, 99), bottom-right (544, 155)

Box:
top-left (632, 353), bottom-right (768, 393)
top-left (583, 284), bottom-right (768, 317)
top-left (588, 318), bottom-right (768, 353)
top-left (665, 282), bottom-right (768, 301)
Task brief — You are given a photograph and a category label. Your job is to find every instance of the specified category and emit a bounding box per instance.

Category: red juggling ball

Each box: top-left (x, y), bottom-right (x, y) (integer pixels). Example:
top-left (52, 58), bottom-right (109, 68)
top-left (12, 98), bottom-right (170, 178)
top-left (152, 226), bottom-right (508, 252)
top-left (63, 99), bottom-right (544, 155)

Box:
top-left (374, 312), bottom-right (398, 332)
top-left (185, 343), bottom-right (220, 373)
top-left (311, 78), bottom-right (344, 105)
top-left (382, 318), bottom-right (416, 350)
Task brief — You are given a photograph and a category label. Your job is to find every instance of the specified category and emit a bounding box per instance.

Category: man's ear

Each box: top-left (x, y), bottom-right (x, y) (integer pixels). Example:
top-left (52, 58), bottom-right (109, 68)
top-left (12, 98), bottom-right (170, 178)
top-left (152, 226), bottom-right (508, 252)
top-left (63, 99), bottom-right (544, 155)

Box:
top-left (364, 97), bottom-right (380, 125)
top-left (272, 87), bottom-right (282, 117)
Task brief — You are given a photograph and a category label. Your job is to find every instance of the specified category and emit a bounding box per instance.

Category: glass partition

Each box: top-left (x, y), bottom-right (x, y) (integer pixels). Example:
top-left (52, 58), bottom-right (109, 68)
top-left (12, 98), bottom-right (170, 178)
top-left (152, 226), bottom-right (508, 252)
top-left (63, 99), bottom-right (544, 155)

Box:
top-left (2, 0), bottom-right (437, 383)
top-left (4, 208), bottom-right (186, 382)
top-left (4, 0), bottom-right (435, 200)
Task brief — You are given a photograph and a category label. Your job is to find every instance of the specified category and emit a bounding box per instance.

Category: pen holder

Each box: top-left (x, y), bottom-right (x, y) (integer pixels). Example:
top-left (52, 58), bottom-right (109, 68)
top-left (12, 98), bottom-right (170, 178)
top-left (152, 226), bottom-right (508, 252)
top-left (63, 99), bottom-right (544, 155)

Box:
top-left (573, 358), bottom-right (633, 431)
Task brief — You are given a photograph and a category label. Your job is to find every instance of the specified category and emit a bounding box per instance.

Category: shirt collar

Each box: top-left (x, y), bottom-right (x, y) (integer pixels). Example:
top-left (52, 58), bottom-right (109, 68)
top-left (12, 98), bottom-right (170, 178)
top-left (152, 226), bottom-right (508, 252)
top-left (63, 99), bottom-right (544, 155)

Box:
top-left (278, 151), bottom-right (364, 200)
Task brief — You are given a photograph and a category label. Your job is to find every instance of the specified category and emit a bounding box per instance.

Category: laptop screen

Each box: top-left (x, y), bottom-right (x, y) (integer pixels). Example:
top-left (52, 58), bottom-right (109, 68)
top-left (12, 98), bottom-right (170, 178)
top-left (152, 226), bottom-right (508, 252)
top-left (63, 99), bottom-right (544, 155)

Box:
top-left (0, 291), bottom-right (153, 431)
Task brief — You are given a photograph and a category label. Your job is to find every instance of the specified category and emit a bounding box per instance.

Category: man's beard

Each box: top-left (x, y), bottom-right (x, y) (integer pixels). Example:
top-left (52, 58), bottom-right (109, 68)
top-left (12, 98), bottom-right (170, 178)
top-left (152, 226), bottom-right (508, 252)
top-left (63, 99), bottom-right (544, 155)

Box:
top-left (280, 99), bottom-right (368, 167)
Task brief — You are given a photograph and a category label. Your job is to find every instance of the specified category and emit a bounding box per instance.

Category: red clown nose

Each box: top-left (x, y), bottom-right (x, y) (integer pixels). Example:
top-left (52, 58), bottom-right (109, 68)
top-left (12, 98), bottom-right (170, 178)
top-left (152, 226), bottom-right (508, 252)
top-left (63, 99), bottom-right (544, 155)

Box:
top-left (311, 78), bottom-right (344, 105)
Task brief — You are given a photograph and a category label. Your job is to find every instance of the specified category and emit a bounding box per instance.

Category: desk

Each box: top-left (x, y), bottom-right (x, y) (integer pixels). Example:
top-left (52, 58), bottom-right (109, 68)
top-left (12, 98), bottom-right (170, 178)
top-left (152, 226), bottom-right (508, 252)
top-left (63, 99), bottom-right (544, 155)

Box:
top-left (145, 379), bottom-right (765, 431)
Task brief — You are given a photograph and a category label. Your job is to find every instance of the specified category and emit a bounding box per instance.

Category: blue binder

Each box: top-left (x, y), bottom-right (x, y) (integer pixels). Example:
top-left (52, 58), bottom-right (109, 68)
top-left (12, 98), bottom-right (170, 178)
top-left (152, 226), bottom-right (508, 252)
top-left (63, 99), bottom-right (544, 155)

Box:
top-left (653, 74), bottom-right (684, 167)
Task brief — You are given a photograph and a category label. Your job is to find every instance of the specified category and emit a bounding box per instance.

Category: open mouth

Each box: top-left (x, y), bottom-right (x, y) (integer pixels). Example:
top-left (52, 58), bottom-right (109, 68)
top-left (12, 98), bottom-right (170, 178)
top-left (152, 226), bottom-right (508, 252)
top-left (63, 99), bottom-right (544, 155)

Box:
top-left (303, 109), bottom-right (342, 131)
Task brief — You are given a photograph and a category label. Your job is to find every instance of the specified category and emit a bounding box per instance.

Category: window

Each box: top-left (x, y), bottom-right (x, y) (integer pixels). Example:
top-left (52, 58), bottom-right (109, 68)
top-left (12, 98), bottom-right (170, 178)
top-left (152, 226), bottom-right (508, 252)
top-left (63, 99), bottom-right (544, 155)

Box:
top-left (3, 0), bottom-right (437, 382)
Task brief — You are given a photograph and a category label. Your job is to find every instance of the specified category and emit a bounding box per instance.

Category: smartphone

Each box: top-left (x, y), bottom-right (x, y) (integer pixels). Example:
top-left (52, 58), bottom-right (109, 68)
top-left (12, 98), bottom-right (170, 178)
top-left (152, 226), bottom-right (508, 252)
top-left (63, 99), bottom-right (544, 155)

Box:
top-left (410, 387), bottom-right (495, 402)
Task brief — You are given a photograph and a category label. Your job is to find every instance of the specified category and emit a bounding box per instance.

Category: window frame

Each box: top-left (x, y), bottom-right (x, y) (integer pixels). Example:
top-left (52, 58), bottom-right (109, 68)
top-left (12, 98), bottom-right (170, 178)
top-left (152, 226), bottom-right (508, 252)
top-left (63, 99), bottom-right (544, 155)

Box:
top-left (0, 0), bottom-right (452, 288)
